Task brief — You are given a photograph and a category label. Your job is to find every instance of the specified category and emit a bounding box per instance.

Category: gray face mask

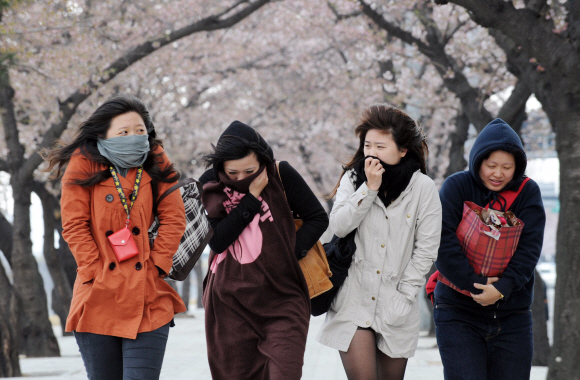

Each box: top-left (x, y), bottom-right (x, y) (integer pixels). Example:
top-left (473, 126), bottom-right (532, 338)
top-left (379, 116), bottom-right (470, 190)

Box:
top-left (97, 134), bottom-right (150, 177)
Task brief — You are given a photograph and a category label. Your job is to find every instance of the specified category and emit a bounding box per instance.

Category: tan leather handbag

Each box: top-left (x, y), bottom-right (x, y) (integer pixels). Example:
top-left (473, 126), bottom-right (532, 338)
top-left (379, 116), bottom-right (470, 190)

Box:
top-left (276, 162), bottom-right (333, 298)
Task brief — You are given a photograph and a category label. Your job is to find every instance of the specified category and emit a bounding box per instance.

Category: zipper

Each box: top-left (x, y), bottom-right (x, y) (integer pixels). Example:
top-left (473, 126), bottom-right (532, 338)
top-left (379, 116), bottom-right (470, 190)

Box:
top-left (494, 300), bottom-right (500, 319)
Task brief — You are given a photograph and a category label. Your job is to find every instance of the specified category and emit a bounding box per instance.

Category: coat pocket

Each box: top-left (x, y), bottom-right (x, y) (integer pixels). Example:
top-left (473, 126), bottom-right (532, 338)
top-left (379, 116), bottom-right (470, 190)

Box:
top-left (383, 290), bottom-right (413, 327)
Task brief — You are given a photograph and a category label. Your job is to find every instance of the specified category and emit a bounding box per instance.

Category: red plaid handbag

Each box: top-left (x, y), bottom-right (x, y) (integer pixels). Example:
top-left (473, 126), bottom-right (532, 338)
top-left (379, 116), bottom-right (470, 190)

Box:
top-left (435, 178), bottom-right (531, 296)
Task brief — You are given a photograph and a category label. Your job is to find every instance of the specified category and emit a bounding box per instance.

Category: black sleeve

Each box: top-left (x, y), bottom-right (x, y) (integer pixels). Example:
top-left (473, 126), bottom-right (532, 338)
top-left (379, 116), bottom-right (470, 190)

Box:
top-left (199, 168), bottom-right (263, 253)
top-left (199, 168), bottom-right (215, 185)
top-left (206, 194), bottom-right (262, 253)
top-left (435, 173), bottom-right (487, 293)
top-left (279, 161), bottom-right (329, 259)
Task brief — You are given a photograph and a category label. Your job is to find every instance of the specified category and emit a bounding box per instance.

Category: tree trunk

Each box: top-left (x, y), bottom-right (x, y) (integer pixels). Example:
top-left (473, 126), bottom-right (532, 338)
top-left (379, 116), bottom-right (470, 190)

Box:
top-left (0, 258), bottom-right (21, 377)
top-left (11, 184), bottom-right (60, 357)
top-left (0, 211), bottom-right (13, 265)
top-left (532, 269), bottom-right (550, 366)
top-left (445, 110), bottom-right (470, 177)
top-left (34, 183), bottom-right (73, 337)
top-left (52, 202), bottom-right (77, 288)
top-left (549, 111), bottom-right (580, 379)
top-left (181, 274), bottom-right (191, 311)
top-left (194, 261), bottom-right (204, 309)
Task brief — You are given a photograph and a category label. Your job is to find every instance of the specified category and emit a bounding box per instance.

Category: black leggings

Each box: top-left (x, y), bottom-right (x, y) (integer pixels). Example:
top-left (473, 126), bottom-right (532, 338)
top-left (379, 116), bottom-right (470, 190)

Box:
top-left (339, 327), bottom-right (408, 380)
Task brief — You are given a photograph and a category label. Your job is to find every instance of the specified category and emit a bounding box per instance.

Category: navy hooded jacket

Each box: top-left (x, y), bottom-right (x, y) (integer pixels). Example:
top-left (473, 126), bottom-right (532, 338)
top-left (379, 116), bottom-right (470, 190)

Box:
top-left (434, 119), bottom-right (546, 316)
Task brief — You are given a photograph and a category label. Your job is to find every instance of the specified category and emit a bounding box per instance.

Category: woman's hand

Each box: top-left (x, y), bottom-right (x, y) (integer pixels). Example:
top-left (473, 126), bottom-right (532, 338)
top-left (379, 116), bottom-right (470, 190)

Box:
top-left (471, 277), bottom-right (501, 306)
top-left (365, 157), bottom-right (384, 191)
top-left (249, 170), bottom-right (268, 198)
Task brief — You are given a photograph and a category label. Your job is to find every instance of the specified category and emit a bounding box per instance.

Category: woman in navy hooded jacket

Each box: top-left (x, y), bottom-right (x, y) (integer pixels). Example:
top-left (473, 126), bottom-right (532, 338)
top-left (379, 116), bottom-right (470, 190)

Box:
top-left (434, 119), bottom-right (546, 380)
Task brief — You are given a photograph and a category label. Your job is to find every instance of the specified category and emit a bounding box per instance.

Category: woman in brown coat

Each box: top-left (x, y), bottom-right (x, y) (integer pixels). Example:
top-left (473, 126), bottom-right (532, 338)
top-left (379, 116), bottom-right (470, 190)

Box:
top-left (46, 95), bottom-right (186, 380)
top-left (199, 121), bottom-right (329, 380)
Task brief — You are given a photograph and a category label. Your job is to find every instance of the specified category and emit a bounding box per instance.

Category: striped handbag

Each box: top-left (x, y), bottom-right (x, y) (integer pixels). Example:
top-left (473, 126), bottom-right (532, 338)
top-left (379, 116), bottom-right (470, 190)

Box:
top-left (149, 178), bottom-right (213, 281)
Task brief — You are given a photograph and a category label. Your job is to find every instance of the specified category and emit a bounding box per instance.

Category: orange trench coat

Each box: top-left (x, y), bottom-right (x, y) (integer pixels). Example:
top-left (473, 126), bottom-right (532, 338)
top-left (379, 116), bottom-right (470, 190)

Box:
top-left (61, 147), bottom-right (186, 339)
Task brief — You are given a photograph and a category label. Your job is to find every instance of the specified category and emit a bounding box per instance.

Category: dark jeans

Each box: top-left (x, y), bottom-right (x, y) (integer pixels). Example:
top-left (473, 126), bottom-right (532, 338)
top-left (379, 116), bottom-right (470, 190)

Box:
top-left (434, 302), bottom-right (533, 380)
top-left (74, 322), bottom-right (171, 380)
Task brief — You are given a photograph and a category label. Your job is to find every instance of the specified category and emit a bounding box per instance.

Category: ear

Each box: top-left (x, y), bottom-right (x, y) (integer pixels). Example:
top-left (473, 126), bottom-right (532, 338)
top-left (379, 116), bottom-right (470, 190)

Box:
top-left (400, 148), bottom-right (408, 157)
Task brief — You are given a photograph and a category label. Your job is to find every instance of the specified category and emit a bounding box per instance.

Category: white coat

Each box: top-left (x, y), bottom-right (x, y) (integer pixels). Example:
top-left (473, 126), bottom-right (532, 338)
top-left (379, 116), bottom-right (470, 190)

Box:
top-left (317, 170), bottom-right (442, 358)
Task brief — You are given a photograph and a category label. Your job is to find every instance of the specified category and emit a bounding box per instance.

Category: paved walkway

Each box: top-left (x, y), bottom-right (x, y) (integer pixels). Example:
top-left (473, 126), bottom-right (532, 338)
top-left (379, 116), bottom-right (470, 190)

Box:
top-left (10, 310), bottom-right (548, 379)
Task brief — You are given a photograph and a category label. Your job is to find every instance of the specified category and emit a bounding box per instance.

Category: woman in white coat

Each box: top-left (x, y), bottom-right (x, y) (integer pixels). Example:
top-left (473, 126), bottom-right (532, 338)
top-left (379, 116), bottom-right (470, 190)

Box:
top-left (317, 104), bottom-right (442, 380)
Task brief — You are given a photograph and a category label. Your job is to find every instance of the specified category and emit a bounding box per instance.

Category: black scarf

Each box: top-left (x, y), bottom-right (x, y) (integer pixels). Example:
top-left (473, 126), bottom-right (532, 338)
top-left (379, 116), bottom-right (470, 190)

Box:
top-left (354, 155), bottom-right (420, 207)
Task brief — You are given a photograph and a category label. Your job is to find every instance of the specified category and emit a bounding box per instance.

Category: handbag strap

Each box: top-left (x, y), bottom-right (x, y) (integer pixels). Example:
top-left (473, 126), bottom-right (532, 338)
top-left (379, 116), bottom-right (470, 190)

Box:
top-left (275, 161), bottom-right (286, 197)
top-left (109, 166), bottom-right (144, 224)
top-left (153, 178), bottom-right (201, 216)
top-left (485, 177), bottom-right (531, 211)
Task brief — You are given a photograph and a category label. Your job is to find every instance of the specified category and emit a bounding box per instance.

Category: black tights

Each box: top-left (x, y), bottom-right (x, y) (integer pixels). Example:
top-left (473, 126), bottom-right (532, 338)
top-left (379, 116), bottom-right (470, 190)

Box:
top-left (339, 328), bottom-right (408, 380)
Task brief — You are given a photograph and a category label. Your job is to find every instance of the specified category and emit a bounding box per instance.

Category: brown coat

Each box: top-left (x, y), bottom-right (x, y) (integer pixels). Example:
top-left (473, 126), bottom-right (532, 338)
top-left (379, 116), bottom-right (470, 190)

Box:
top-left (61, 147), bottom-right (186, 339)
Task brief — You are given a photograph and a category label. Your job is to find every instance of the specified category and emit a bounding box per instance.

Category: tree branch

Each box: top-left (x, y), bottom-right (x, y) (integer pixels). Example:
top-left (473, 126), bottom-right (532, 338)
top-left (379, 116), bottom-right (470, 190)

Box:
top-left (525, 0), bottom-right (548, 15)
top-left (497, 80), bottom-right (532, 127)
top-left (487, 29), bottom-right (545, 106)
top-left (21, 0), bottom-right (272, 180)
top-left (358, 1), bottom-right (430, 51)
top-left (442, 19), bottom-right (469, 45)
top-left (361, 0), bottom-right (492, 131)
top-left (1, 24), bottom-right (78, 36)
top-left (441, 0), bottom-right (578, 69)
top-left (327, 1), bottom-right (361, 21)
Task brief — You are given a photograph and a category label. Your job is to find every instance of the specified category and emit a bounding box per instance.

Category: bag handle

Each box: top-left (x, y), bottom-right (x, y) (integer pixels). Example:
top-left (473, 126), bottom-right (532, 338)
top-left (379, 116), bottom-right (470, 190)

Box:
top-left (153, 178), bottom-right (202, 216)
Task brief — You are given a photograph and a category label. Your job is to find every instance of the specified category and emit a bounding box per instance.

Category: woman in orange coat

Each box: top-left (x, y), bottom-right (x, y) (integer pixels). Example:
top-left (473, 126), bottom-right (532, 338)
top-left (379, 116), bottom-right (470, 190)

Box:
top-left (46, 94), bottom-right (186, 380)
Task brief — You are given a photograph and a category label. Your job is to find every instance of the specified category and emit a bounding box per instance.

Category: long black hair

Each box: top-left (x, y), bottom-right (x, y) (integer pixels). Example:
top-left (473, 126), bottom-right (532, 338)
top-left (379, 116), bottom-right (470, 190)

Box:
top-left (328, 104), bottom-right (428, 198)
top-left (202, 121), bottom-right (274, 178)
top-left (45, 94), bottom-right (180, 198)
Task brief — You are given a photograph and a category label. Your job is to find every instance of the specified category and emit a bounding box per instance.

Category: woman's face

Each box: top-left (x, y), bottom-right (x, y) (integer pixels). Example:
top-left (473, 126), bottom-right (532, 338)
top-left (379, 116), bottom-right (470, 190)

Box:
top-left (106, 112), bottom-right (148, 139)
top-left (478, 150), bottom-right (516, 191)
top-left (223, 152), bottom-right (260, 181)
top-left (363, 129), bottom-right (407, 165)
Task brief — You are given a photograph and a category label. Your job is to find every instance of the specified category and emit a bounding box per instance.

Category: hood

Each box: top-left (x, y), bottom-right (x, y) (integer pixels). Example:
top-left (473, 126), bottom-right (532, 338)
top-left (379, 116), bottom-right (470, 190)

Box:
top-left (212, 120), bottom-right (274, 179)
top-left (468, 118), bottom-right (527, 191)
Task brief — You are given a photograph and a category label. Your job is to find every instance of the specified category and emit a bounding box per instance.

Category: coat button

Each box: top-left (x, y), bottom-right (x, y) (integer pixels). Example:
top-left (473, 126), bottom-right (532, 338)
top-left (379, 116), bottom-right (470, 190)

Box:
top-left (366, 321), bottom-right (370, 325)
top-left (135, 262), bottom-right (142, 271)
top-left (105, 230), bottom-right (113, 237)
top-left (381, 244), bottom-right (385, 248)
top-left (106, 194), bottom-right (114, 203)
top-left (362, 191), bottom-right (366, 195)
top-left (385, 216), bottom-right (388, 219)
top-left (242, 211), bottom-right (250, 219)
top-left (377, 270), bottom-right (381, 274)
top-left (109, 262), bottom-right (116, 270)
top-left (407, 214), bottom-right (411, 218)
top-left (372, 297), bottom-right (376, 300)
top-left (132, 227), bottom-right (140, 236)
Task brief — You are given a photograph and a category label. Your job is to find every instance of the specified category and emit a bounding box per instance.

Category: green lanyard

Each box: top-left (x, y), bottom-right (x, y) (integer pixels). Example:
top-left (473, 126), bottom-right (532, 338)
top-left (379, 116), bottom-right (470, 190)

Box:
top-left (109, 166), bottom-right (143, 226)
